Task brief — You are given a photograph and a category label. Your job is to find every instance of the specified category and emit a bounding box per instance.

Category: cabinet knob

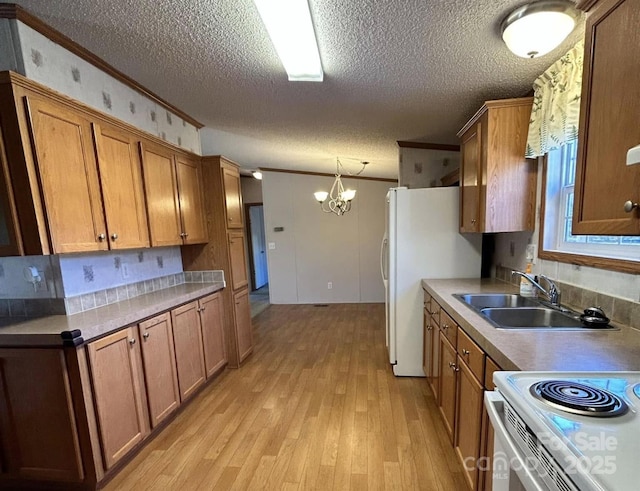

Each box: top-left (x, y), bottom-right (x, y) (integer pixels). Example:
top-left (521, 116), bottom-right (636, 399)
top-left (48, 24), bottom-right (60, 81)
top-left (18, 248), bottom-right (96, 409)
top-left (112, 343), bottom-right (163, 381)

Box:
top-left (129, 338), bottom-right (136, 345)
top-left (426, 325), bottom-right (432, 331)
top-left (430, 310), bottom-right (437, 315)
top-left (97, 233), bottom-right (106, 241)
top-left (471, 219), bottom-right (477, 224)
top-left (462, 349), bottom-right (470, 356)
top-left (143, 332), bottom-right (150, 339)
top-left (180, 232), bottom-right (186, 238)
top-left (111, 233), bottom-right (118, 241)
top-left (442, 324), bottom-right (449, 330)
top-left (624, 200), bottom-right (639, 213)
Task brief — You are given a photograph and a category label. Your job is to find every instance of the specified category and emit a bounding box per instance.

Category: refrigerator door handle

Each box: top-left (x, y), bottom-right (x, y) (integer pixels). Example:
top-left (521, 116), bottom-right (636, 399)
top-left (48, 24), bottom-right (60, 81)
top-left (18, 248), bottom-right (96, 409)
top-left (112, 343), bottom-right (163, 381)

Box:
top-left (380, 236), bottom-right (388, 281)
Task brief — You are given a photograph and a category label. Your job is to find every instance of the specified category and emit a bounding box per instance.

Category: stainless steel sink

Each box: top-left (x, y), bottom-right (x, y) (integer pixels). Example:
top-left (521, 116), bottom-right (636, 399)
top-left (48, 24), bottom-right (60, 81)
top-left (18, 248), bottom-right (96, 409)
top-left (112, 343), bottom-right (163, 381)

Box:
top-left (455, 293), bottom-right (539, 309)
top-left (454, 293), bottom-right (616, 330)
top-left (480, 307), bottom-right (585, 329)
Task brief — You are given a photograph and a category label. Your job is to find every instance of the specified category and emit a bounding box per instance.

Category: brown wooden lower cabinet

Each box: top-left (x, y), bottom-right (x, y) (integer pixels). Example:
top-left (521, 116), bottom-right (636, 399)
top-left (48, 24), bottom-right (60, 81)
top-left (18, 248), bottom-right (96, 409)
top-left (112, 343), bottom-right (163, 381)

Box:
top-left (438, 333), bottom-right (457, 442)
top-left (87, 327), bottom-right (149, 470)
top-left (199, 293), bottom-right (227, 377)
top-left (479, 357), bottom-right (501, 491)
top-left (424, 290), bottom-right (503, 491)
top-left (0, 291), bottom-right (227, 490)
top-left (138, 313), bottom-right (180, 428)
top-left (233, 288), bottom-right (253, 364)
top-left (171, 301), bottom-right (207, 401)
top-left (0, 348), bottom-right (84, 481)
top-left (455, 355), bottom-right (484, 490)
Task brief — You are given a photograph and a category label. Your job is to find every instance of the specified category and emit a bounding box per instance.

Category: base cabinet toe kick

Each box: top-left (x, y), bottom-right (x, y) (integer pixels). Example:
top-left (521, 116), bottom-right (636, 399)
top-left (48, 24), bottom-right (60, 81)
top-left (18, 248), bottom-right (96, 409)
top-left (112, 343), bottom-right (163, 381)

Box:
top-left (0, 292), bottom-right (226, 490)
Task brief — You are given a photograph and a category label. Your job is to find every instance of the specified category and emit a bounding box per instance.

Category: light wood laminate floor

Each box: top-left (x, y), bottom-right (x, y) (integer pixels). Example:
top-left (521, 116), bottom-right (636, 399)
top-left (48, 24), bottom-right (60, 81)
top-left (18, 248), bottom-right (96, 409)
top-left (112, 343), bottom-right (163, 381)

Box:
top-left (104, 304), bottom-right (468, 490)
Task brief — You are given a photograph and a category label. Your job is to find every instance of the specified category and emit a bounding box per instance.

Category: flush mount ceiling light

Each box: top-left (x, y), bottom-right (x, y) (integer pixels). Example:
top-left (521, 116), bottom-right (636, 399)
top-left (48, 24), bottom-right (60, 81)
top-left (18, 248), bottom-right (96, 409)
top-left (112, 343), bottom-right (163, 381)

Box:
top-left (252, 170), bottom-right (263, 180)
top-left (501, 0), bottom-right (577, 58)
top-left (253, 0), bottom-right (323, 81)
top-left (314, 158), bottom-right (368, 216)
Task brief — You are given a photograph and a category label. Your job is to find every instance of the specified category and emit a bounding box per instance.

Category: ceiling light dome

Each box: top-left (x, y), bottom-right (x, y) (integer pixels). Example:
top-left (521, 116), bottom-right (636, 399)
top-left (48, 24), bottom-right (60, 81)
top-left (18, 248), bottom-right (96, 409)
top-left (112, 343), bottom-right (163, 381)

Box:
top-left (501, 0), bottom-right (577, 58)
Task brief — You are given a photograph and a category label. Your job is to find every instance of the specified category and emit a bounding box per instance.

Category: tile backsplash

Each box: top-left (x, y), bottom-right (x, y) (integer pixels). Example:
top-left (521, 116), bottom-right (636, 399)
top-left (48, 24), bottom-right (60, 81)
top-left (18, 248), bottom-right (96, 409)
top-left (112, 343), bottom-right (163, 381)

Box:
top-left (58, 247), bottom-right (183, 297)
top-left (0, 243), bottom-right (225, 317)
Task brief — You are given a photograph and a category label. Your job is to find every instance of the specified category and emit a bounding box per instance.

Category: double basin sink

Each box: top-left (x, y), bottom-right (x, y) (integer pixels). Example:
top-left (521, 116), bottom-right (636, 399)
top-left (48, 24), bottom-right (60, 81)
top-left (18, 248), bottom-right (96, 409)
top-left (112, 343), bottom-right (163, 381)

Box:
top-left (454, 294), bottom-right (614, 331)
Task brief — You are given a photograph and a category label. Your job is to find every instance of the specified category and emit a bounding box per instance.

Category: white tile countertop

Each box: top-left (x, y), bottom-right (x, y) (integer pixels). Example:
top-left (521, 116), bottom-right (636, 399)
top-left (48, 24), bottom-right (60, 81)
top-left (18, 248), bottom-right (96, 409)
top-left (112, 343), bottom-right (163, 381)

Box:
top-left (0, 282), bottom-right (225, 347)
top-left (423, 278), bottom-right (640, 372)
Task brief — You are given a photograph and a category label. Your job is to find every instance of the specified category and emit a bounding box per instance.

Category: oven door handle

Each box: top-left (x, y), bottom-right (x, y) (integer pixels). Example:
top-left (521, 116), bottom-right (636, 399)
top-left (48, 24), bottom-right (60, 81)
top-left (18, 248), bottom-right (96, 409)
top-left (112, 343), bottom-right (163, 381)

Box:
top-left (485, 391), bottom-right (547, 491)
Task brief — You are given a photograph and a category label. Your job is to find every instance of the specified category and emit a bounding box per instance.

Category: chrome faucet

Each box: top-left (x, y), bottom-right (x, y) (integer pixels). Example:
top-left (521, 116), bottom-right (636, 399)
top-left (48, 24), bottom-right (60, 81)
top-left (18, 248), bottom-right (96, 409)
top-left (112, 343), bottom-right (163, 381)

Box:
top-left (511, 270), bottom-right (562, 307)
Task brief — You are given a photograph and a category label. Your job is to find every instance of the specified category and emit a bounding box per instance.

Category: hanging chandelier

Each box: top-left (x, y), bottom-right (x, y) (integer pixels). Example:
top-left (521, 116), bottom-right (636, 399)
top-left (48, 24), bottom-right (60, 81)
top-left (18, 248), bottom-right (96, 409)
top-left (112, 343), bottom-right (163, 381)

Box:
top-left (313, 158), bottom-right (368, 216)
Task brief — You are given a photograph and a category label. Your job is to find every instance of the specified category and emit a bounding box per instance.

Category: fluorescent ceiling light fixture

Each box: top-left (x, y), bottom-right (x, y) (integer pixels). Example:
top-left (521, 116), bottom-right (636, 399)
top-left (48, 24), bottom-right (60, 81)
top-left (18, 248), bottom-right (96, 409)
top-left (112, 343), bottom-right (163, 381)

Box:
top-left (501, 0), bottom-right (577, 58)
top-left (252, 170), bottom-right (263, 180)
top-left (253, 0), bottom-right (323, 81)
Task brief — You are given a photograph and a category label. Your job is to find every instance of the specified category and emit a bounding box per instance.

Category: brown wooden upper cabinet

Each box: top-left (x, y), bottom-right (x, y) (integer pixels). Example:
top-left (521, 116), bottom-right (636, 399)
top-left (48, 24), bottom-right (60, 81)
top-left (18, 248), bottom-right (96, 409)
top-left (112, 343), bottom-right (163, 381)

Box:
top-left (176, 156), bottom-right (208, 244)
top-left (0, 124), bottom-right (21, 256)
top-left (0, 72), bottom-right (208, 255)
top-left (26, 96), bottom-right (108, 253)
top-left (222, 162), bottom-right (244, 228)
top-left (93, 123), bottom-right (150, 250)
top-left (457, 98), bottom-right (537, 233)
top-left (141, 143), bottom-right (208, 246)
top-left (573, 0), bottom-right (640, 235)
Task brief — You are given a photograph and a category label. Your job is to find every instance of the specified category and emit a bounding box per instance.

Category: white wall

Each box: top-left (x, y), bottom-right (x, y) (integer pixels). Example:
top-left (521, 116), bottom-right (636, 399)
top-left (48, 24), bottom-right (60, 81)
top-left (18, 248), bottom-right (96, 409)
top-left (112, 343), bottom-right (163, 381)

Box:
top-left (493, 160), bottom-right (640, 302)
top-left (399, 148), bottom-right (460, 188)
top-left (262, 171), bottom-right (393, 304)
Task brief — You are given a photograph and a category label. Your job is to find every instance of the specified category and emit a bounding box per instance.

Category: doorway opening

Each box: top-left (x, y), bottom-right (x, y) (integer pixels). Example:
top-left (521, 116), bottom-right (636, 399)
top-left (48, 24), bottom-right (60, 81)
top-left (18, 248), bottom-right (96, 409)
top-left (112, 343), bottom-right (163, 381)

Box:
top-left (245, 203), bottom-right (269, 317)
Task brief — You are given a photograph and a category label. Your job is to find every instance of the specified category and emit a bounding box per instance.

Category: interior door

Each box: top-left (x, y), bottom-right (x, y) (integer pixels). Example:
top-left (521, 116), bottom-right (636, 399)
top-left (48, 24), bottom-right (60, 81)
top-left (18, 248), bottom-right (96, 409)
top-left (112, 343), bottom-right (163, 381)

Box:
top-left (249, 205), bottom-right (268, 290)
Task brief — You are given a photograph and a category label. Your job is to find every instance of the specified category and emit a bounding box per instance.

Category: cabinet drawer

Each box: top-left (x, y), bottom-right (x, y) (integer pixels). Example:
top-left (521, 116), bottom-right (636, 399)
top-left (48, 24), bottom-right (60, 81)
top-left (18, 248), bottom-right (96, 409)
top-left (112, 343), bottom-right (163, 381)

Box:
top-left (457, 329), bottom-right (484, 384)
top-left (429, 299), bottom-right (441, 327)
top-left (439, 308), bottom-right (457, 347)
top-left (484, 356), bottom-right (501, 391)
top-left (423, 291), bottom-right (431, 312)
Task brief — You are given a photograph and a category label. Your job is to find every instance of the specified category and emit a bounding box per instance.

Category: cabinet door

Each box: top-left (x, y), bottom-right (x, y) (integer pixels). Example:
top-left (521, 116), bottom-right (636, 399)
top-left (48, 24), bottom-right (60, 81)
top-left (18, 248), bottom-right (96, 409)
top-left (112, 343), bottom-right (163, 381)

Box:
top-left (233, 288), bottom-right (253, 363)
top-left (455, 357), bottom-right (484, 490)
top-left (140, 143), bottom-right (182, 246)
top-left (0, 125), bottom-right (21, 256)
top-left (87, 327), bottom-right (148, 470)
top-left (176, 156), bottom-right (208, 244)
top-left (438, 334), bottom-right (457, 442)
top-left (422, 308), bottom-right (433, 378)
top-left (0, 349), bottom-right (83, 481)
top-left (26, 97), bottom-right (107, 253)
top-left (430, 326), bottom-right (440, 401)
top-left (228, 231), bottom-right (248, 290)
top-left (460, 122), bottom-right (482, 233)
top-left (573, 0), bottom-right (640, 235)
top-left (199, 293), bottom-right (227, 378)
top-left (222, 165), bottom-right (243, 228)
top-left (171, 301), bottom-right (206, 401)
top-left (138, 313), bottom-right (180, 428)
top-left (93, 123), bottom-right (149, 250)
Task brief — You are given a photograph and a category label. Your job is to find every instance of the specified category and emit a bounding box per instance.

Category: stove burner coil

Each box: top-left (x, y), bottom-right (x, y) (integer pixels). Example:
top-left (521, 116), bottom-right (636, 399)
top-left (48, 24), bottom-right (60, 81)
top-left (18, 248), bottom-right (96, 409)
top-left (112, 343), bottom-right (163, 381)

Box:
top-left (530, 380), bottom-right (628, 417)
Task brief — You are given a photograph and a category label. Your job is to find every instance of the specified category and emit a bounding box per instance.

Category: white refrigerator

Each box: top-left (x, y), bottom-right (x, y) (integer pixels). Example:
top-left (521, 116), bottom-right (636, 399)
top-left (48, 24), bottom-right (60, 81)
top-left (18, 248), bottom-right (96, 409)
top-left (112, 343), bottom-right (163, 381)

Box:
top-left (381, 187), bottom-right (482, 377)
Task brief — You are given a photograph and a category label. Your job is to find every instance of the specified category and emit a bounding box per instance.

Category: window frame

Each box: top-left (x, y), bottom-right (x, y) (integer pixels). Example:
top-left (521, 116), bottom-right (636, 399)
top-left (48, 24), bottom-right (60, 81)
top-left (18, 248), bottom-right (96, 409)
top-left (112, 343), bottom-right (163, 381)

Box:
top-left (539, 152), bottom-right (640, 275)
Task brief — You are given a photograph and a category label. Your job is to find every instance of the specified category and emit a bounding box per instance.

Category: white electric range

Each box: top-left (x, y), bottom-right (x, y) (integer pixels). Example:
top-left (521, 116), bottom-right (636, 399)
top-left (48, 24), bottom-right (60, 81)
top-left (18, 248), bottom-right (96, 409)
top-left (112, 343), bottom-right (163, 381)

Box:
top-left (485, 372), bottom-right (640, 491)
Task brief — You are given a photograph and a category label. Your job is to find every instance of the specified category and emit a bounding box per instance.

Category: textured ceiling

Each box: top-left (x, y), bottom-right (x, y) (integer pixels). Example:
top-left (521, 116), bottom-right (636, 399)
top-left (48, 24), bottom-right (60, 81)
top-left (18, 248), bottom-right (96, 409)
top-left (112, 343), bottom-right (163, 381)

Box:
top-left (3, 0), bottom-right (584, 178)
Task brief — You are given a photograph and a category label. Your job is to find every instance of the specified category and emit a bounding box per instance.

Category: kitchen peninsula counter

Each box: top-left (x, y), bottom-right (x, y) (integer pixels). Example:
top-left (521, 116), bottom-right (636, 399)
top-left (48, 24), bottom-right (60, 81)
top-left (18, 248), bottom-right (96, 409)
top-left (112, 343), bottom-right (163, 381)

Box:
top-left (423, 278), bottom-right (640, 372)
top-left (0, 281), bottom-right (225, 347)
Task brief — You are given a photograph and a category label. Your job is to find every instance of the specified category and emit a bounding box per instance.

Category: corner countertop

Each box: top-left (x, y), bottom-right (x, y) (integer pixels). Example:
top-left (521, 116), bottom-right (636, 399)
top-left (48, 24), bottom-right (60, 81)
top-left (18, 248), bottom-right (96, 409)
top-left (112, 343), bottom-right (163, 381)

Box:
top-left (0, 282), bottom-right (225, 348)
top-left (422, 278), bottom-right (640, 372)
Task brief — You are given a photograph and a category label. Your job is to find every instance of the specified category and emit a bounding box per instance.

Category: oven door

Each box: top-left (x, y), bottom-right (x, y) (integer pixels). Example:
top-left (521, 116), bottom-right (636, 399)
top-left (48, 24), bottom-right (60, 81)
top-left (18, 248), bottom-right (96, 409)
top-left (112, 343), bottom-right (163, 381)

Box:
top-left (485, 391), bottom-right (547, 491)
